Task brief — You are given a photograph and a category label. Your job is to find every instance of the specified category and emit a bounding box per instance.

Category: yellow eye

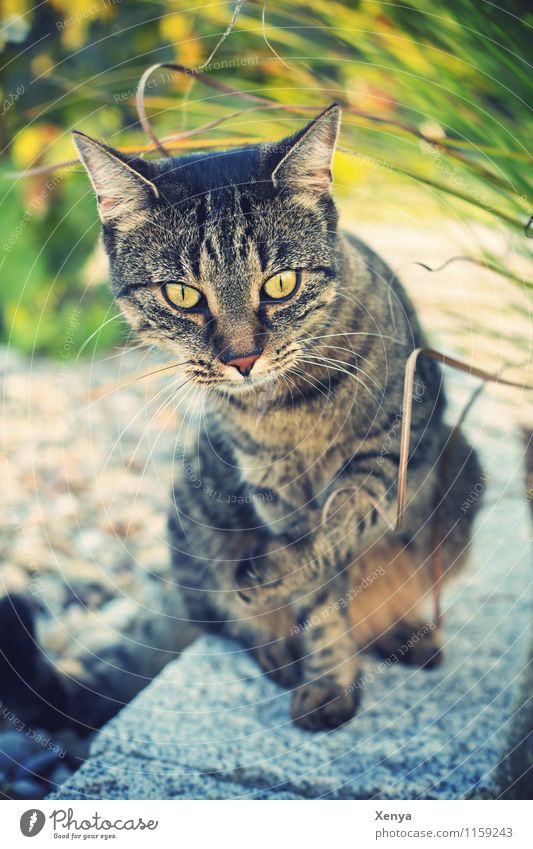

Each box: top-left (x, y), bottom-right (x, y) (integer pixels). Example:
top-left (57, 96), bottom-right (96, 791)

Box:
top-left (163, 282), bottom-right (203, 310)
top-left (262, 269), bottom-right (299, 301)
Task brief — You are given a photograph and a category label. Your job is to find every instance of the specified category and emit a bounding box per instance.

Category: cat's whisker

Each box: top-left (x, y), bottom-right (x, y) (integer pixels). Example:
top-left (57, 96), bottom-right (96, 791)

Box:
top-left (307, 342), bottom-right (381, 376)
top-left (170, 386), bottom-right (200, 469)
top-left (133, 360), bottom-right (192, 382)
top-left (75, 312), bottom-right (127, 361)
top-left (285, 364), bottom-right (333, 401)
top-left (121, 381), bottom-right (203, 544)
top-left (83, 359), bottom-right (192, 411)
top-left (99, 342), bottom-right (150, 363)
top-left (298, 357), bottom-right (377, 402)
top-left (131, 376), bottom-right (201, 486)
top-left (81, 361), bottom-right (179, 432)
top-left (296, 356), bottom-right (378, 403)
top-left (93, 378), bottom-right (181, 514)
top-left (303, 358), bottom-right (382, 397)
top-left (300, 331), bottom-right (404, 345)
top-left (278, 373), bottom-right (294, 407)
top-left (123, 379), bottom-right (198, 477)
top-left (286, 368), bottom-right (316, 410)
top-left (299, 351), bottom-right (381, 390)
top-left (122, 384), bottom-right (200, 538)
top-left (197, 392), bottom-right (212, 476)
top-left (98, 374), bottom-right (195, 482)
top-left (167, 385), bottom-right (208, 541)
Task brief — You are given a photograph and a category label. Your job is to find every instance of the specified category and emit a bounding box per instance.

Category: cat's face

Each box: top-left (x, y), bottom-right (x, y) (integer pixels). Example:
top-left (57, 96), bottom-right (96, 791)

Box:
top-left (74, 106), bottom-right (341, 394)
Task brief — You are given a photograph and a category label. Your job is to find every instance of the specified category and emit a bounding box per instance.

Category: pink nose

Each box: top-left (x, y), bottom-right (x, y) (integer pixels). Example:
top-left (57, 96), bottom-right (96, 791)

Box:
top-left (224, 352), bottom-right (261, 376)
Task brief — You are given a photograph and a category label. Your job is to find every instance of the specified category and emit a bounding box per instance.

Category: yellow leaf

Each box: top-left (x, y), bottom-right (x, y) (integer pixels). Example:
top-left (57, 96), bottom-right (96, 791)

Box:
top-left (160, 13), bottom-right (188, 44)
top-left (2, 0), bottom-right (30, 16)
top-left (12, 125), bottom-right (57, 168)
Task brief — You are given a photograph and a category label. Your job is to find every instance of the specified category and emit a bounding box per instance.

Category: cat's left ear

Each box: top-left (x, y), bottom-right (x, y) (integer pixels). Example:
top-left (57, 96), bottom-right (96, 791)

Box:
top-left (271, 104), bottom-right (341, 192)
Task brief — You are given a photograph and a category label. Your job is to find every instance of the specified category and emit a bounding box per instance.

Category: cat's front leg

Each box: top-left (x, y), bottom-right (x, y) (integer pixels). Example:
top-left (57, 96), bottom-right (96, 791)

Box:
top-left (235, 479), bottom-right (394, 606)
top-left (234, 540), bottom-right (293, 605)
top-left (237, 553), bottom-right (361, 730)
top-left (290, 580), bottom-right (361, 730)
top-left (235, 535), bottom-right (342, 606)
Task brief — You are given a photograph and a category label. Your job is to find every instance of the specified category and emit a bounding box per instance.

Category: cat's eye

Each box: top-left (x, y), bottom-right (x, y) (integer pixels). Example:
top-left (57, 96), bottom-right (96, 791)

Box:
top-left (162, 282), bottom-right (203, 310)
top-left (261, 269), bottom-right (299, 301)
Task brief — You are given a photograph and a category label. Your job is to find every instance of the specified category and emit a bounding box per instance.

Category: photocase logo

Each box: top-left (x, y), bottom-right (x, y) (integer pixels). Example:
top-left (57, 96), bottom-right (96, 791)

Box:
top-left (20, 809), bottom-right (46, 837)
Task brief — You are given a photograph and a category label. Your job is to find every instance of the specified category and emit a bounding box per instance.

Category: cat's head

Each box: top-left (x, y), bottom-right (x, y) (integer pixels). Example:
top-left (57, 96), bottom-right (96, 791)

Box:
top-left (73, 105), bottom-right (342, 393)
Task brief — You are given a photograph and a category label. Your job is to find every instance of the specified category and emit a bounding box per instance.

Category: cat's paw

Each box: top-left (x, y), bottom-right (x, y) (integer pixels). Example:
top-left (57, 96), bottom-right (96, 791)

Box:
top-left (252, 638), bottom-right (301, 688)
top-left (235, 550), bottom-right (283, 605)
top-left (374, 621), bottom-right (443, 669)
top-left (291, 676), bottom-right (361, 731)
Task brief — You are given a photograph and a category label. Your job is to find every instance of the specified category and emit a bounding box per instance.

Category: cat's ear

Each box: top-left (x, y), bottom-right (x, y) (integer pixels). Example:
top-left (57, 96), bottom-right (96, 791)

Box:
top-left (271, 104), bottom-right (341, 192)
top-left (72, 131), bottom-right (159, 225)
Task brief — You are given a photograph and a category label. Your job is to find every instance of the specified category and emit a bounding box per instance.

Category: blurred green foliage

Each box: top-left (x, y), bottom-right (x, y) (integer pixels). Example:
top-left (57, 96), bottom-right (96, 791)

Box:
top-left (0, 0), bottom-right (530, 356)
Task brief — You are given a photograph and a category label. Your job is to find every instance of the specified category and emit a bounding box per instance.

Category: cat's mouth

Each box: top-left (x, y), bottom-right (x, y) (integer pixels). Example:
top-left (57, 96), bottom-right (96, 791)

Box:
top-left (183, 346), bottom-right (299, 396)
top-left (217, 366), bottom-right (281, 393)
top-left (221, 344), bottom-right (300, 392)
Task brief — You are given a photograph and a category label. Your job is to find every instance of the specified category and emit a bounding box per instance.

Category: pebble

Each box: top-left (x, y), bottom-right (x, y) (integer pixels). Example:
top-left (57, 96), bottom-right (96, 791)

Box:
top-left (0, 726), bottom-right (86, 799)
top-left (14, 750), bottom-right (62, 780)
top-left (0, 731), bottom-right (35, 766)
top-left (49, 763), bottom-right (73, 788)
top-left (0, 563), bottom-right (28, 595)
top-left (11, 778), bottom-right (48, 799)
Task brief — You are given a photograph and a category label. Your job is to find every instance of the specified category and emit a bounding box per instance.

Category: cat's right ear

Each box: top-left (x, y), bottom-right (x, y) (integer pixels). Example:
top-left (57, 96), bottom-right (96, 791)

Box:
top-left (271, 104), bottom-right (341, 193)
top-left (72, 131), bottom-right (159, 226)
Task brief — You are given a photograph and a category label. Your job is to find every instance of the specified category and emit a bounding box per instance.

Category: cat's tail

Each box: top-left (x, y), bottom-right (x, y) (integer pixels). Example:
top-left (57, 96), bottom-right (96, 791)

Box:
top-left (0, 588), bottom-right (197, 734)
top-left (0, 594), bottom-right (71, 731)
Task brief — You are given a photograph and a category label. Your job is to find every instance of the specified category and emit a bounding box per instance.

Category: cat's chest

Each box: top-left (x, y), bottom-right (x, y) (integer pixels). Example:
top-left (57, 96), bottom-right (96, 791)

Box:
top-left (214, 399), bottom-right (353, 532)
top-left (236, 450), bottom-right (310, 531)
top-left (233, 444), bottom-right (343, 534)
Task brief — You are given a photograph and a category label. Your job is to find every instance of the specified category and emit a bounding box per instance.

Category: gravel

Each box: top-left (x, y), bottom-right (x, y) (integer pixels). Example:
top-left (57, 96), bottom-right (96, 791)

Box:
top-left (1, 343), bottom-right (183, 798)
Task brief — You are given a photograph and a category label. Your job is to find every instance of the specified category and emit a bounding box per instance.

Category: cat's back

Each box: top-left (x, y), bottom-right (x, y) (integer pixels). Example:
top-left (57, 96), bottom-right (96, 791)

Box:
top-left (338, 230), bottom-right (446, 428)
top-left (340, 230), bottom-right (426, 349)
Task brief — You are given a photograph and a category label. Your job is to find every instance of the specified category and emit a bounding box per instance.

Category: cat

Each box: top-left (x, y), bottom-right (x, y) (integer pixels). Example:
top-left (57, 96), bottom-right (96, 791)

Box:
top-left (0, 106), bottom-right (482, 733)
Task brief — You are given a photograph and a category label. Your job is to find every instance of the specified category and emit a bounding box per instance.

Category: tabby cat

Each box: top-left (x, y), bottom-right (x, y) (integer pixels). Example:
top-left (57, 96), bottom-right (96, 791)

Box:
top-left (0, 106), bottom-right (482, 732)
